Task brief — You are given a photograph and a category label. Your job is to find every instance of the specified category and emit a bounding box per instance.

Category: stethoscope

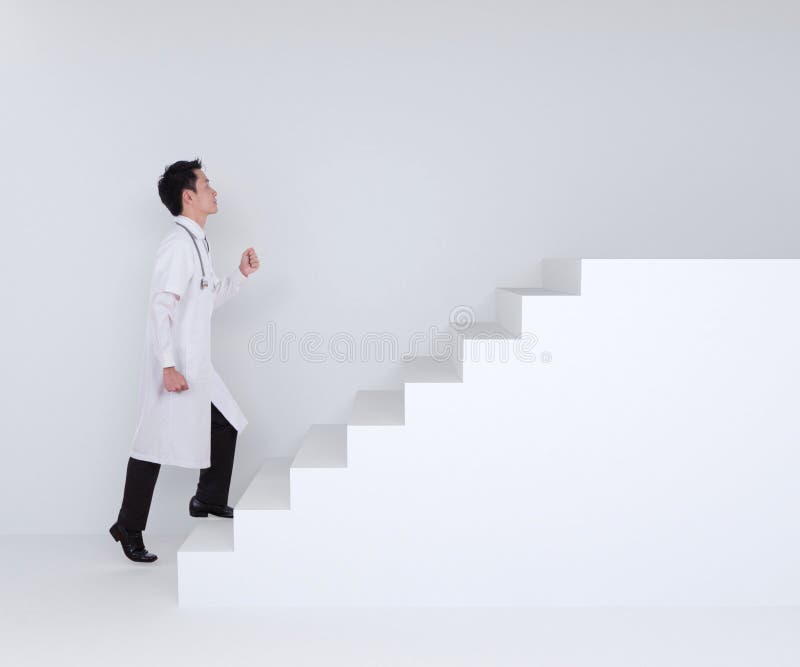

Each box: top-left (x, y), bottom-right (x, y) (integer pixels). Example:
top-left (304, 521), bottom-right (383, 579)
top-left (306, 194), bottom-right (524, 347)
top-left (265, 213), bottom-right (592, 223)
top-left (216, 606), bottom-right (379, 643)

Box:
top-left (175, 221), bottom-right (211, 289)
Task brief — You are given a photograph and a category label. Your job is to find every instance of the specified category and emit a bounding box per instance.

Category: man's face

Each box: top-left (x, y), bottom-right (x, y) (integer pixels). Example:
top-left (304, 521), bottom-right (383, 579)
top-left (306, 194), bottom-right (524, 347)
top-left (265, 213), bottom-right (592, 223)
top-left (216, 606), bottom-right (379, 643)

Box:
top-left (185, 169), bottom-right (218, 215)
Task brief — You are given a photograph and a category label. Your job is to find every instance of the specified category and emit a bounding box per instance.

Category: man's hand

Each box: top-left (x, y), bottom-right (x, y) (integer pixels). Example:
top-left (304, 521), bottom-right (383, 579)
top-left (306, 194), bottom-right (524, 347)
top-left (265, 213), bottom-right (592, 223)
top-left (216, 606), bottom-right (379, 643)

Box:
top-left (163, 367), bottom-right (189, 392)
top-left (239, 247), bottom-right (260, 277)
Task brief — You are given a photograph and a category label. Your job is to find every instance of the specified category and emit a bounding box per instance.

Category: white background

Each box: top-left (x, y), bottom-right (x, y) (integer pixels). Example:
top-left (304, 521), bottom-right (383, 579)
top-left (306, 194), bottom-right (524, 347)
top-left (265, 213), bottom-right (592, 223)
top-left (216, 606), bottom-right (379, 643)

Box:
top-left (1, 1), bottom-right (798, 535)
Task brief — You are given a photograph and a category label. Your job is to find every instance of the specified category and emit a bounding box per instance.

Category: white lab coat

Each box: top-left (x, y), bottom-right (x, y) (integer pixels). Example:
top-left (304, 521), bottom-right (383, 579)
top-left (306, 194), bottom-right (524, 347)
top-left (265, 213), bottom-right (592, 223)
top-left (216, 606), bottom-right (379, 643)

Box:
top-left (129, 215), bottom-right (250, 469)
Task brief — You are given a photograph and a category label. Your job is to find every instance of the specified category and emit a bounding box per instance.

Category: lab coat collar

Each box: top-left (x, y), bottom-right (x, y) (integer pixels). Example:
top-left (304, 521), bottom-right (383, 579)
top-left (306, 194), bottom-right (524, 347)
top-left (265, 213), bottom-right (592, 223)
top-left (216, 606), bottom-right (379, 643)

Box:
top-left (174, 215), bottom-right (206, 240)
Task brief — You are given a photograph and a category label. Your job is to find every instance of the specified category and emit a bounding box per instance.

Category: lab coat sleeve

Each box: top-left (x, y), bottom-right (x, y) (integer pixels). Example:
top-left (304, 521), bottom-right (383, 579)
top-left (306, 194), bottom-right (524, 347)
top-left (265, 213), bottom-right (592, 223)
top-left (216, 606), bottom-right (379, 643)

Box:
top-left (150, 291), bottom-right (181, 368)
top-left (213, 267), bottom-right (249, 311)
top-left (150, 236), bottom-right (195, 298)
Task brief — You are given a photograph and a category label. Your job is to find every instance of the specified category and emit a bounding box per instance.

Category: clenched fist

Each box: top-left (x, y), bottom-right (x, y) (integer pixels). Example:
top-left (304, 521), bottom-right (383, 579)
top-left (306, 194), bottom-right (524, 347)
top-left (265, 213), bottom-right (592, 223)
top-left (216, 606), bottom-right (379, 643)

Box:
top-left (163, 367), bottom-right (189, 392)
top-left (240, 247), bottom-right (260, 277)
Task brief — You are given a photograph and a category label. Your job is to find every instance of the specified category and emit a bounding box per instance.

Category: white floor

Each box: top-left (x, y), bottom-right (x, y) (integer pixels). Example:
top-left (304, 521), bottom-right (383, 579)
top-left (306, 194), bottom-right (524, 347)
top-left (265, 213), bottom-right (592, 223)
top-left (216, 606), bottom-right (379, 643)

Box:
top-left (2, 533), bottom-right (799, 667)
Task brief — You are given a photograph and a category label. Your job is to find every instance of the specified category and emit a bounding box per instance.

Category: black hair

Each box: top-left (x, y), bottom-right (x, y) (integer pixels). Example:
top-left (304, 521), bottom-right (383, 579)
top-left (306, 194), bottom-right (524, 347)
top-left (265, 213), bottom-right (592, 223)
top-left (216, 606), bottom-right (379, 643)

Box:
top-left (158, 158), bottom-right (203, 216)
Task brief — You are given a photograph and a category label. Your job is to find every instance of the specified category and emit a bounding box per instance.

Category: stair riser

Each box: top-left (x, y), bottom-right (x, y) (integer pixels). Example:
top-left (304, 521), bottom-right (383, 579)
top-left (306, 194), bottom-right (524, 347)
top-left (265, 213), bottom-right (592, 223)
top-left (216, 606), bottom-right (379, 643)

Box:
top-left (234, 508), bottom-right (293, 551)
top-left (403, 383), bottom-right (465, 424)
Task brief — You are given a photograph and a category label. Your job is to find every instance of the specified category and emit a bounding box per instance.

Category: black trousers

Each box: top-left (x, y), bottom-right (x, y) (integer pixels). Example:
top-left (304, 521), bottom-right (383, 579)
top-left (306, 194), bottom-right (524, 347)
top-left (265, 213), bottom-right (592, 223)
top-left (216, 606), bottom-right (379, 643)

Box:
top-left (116, 402), bottom-right (237, 532)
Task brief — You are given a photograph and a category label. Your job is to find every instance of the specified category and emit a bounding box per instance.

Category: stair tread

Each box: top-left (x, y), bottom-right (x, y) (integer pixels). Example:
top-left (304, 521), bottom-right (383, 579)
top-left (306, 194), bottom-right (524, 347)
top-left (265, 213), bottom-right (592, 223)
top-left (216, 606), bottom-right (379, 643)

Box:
top-left (401, 356), bottom-right (462, 383)
top-left (236, 458), bottom-right (291, 511)
top-left (349, 390), bottom-right (405, 426)
top-left (293, 424), bottom-right (348, 468)
top-left (497, 287), bottom-right (573, 296)
top-left (453, 320), bottom-right (517, 339)
top-left (179, 520), bottom-right (233, 553)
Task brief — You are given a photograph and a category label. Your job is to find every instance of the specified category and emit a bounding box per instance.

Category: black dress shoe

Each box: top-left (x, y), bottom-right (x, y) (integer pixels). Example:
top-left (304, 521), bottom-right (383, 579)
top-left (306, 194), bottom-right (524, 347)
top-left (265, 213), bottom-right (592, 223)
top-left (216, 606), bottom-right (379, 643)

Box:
top-left (189, 495), bottom-right (234, 518)
top-left (109, 522), bottom-right (158, 563)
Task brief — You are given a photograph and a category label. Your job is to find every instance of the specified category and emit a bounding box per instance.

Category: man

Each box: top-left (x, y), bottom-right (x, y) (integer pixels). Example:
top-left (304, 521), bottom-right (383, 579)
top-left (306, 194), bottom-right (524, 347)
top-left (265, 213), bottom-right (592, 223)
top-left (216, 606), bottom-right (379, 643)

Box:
top-left (109, 158), bottom-right (260, 563)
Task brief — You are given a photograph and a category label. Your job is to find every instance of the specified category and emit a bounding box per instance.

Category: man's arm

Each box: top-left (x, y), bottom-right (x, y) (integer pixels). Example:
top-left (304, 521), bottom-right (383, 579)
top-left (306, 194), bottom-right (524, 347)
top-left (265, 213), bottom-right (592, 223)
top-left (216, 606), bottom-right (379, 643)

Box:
top-left (213, 247), bottom-right (260, 311)
top-left (150, 290), bottom-right (188, 392)
top-left (213, 266), bottom-right (249, 311)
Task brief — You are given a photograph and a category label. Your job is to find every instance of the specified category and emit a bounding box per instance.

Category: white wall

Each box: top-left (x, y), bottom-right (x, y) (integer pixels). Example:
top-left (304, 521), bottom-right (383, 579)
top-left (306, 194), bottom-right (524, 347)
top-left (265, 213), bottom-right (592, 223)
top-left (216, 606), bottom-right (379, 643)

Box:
top-left (1, 1), bottom-right (798, 535)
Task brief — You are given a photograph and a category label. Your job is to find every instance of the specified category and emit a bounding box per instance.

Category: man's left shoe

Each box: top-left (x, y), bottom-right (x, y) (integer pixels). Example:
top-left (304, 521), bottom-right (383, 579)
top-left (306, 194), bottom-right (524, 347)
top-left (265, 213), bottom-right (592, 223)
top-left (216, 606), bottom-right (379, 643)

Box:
top-left (189, 495), bottom-right (234, 518)
top-left (109, 522), bottom-right (158, 563)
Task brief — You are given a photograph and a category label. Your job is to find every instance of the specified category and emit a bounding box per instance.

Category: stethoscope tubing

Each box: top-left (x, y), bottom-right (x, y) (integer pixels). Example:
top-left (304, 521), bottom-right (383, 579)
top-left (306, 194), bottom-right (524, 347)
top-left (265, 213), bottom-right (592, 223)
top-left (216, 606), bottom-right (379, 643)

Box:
top-left (175, 221), bottom-right (210, 289)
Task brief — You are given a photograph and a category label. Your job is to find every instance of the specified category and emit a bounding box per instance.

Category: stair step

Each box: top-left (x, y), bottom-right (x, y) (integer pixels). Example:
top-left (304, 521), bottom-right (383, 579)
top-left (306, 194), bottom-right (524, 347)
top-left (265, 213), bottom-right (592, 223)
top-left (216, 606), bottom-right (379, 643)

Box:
top-left (496, 287), bottom-right (573, 296)
top-left (451, 320), bottom-right (517, 339)
top-left (293, 424), bottom-right (348, 468)
top-left (349, 390), bottom-right (405, 426)
top-left (495, 283), bottom-right (582, 335)
top-left (236, 458), bottom-right (291, 511)
top-left (401, 356), bottom-right (461, 383)
top-left (179, 520), bottom-right (233, 553)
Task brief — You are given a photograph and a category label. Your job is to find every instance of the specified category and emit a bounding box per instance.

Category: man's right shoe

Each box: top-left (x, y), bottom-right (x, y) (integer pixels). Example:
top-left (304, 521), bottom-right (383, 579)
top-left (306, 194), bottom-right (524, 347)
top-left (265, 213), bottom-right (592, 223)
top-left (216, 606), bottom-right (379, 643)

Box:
top-left (109, 522), bottom-right (158, 563)
top-left (189, 495), bottom-right (234, 518)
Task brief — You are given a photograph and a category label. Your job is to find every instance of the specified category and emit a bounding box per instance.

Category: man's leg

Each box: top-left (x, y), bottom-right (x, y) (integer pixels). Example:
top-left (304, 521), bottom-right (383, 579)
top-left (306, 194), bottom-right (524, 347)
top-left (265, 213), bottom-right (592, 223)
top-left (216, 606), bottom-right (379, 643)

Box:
top-left (195, 402), bottom-right (237, 507)
top-left (116, 456), bottom-right (161, 532)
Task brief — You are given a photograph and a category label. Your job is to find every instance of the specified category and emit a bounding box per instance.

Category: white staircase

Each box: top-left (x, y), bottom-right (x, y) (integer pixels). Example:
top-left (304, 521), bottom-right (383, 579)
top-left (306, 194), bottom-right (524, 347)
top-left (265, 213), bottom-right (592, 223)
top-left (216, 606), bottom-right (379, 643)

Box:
top-left (178, 258), bottom-right (800, 606)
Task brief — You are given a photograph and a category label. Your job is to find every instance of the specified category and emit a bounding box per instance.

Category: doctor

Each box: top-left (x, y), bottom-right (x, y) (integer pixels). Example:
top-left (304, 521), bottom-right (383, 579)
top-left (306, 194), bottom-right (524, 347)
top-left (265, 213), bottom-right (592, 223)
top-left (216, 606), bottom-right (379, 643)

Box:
top-left (109, 158), bottom-right (259, 563)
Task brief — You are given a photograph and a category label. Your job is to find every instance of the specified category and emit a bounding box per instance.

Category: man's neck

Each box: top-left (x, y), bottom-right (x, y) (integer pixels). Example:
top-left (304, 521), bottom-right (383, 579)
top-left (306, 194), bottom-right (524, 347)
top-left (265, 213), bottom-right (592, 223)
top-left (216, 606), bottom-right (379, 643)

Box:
top-left (180, 213), bottom-right (206, 229)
